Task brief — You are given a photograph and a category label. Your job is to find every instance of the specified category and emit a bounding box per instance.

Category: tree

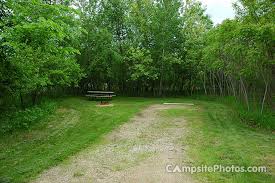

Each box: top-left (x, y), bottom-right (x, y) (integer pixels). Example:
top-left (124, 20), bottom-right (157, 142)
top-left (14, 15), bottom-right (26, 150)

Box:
top-left (182, 0), bottom-right (213, 95)
top-left (1, 0), bottom-right (83, 106)
top-left (200, 0), bottom-right (274, 112)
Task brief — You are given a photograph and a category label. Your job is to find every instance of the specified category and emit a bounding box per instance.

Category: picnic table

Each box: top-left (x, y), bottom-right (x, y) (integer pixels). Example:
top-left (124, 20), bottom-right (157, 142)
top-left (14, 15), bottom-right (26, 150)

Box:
top-left (86, 91), bottom-right (116, 104)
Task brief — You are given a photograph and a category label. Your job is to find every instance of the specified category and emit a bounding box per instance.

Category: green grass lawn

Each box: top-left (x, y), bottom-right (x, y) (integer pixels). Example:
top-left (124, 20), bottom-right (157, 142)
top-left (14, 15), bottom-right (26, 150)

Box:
top-left (0, 97), bottom-right (156, 183)
top-left (180, 101), bottom-right (275, 183)
top-left (0, 97), bottom-right (274, 183)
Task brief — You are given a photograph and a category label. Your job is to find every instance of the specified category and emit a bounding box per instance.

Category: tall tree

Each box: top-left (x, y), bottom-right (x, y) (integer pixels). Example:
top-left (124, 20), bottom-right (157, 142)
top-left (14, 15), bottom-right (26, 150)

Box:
top-left (1, 0), bottom-right (83, 106)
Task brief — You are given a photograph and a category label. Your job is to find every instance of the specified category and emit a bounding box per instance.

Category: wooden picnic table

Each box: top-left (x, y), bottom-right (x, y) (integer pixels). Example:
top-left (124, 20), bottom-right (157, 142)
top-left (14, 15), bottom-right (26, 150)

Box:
top-left (87, 91), bottom-right (115, 95)
top-left (86, 91), bottom-right (116, 104)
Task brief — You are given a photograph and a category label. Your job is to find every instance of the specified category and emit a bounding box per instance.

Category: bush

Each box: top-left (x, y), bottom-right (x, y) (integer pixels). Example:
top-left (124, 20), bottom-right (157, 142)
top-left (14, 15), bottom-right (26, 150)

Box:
top-left (0, 101), bottom-right (57, 134)
top-left (191, 95), bottom-right (275, 130)
top-left (239, 109), bottom-right (275, 130)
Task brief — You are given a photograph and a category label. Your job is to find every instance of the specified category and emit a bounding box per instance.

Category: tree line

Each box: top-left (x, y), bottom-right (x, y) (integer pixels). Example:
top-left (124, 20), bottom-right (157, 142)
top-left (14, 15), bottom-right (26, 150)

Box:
top-left (0, 0), bottom-right (274, 112)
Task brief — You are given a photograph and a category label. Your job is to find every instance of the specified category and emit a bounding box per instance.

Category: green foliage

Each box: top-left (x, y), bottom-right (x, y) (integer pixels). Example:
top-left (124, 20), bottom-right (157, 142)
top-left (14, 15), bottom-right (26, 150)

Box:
top-left (76, 0), bottom-right (212, 95)
top-left (191, 95), bottom-right (275, 130)
top-left (1, 0), bottom-right (84, 106)
top-left (0, 100), bottom-right (57, 134)
top-left (200, 0), bottom-right (274, 112)
top-left (125, 47), bottom-right (157, 81)
top-left (0, 0), bottom-right (273, 130)
top-left (239, 109), bottom-right (275, 130)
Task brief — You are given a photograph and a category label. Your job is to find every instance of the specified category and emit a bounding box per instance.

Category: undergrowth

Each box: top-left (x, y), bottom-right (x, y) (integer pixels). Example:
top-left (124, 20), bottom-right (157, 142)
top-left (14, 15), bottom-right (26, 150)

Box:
top-left (191, 95), bottom-right (275, 130)
top-left (0, 100), bottom-right (57, 134)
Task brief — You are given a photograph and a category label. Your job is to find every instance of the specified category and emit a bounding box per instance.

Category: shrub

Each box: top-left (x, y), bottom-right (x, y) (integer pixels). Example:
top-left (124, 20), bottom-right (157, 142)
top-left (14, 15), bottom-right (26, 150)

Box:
top-left (191, 95), bottom-right (275, 130)
top-left (0, 101), bottom-right (57, 134)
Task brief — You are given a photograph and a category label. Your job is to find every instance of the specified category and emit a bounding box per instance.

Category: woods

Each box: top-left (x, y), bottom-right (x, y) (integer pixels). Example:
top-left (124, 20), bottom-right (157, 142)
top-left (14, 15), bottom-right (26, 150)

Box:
top-left (0, 0), bottom-right (83, 108)
top-left (0, 1), bottom-right (274, 182)
top-left (0, 0), bottom-right (274, 118)
top-left (202, 1), bottom-right (274, 113)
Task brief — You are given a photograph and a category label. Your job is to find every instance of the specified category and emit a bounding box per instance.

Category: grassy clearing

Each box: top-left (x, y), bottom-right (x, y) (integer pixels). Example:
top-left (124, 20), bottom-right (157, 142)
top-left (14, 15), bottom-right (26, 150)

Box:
top-left (0, 97), bottom-right (155, 183)
top-left (178, 101), bottom-right (275, 183)
top-left (0, 97), bottom-right (274, 183)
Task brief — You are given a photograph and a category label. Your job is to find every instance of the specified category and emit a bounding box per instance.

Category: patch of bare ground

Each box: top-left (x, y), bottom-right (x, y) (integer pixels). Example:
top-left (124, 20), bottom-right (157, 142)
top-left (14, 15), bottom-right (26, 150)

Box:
top-left (33, 104), bottom-right (196, 183)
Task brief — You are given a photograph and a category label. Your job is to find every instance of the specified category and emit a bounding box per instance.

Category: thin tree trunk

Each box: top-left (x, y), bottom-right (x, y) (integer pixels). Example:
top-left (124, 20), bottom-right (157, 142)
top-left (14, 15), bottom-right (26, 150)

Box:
top-left (203, 72), bottom-right (207, 95)
top-left (261, 77), bottom-right (269, 114)
top-left (32, 90), bottom-right (37, 105)
top-left (240, 77), bottom-right (249, 111)
top-left (272, 65), bottom-right (275, 109)
top-left (159, 49), bottom-right (164, 96)
top-left (20, 92), bottom-right (24, 109)
top-left (225, 76), bottom-right (230, 96)
top-left (213, 72), bottom-right (222, 96)
top-left (229, 76), bottom-right (236, 96)
top-left (218, 76), bottom-right (223, 96)
top-left (211, 71), bottom-right (216, 95)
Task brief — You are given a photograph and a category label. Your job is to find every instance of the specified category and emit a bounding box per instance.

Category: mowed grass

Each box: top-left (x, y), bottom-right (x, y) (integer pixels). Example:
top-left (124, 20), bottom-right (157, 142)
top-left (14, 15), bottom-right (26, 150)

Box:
top-left (172, 101), bottom-right (275, 183)
top-left (0, 97), bottom-right (156, 183)
top-left (0, 97), bottom-right (274, 183)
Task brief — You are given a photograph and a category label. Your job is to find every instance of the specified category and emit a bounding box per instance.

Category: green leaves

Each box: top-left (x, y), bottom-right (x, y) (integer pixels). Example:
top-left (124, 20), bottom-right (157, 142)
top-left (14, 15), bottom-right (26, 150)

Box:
top-left (1, 0), bottom-right (272, 109)
top-left (126, 47), bottom-right (157, 81)
top-left (0, 100), bottom-right (57, 133)
top-left (1, 0), bottom-right (83, 99)
top-left (200, 0), bottom-right (274, 110)
top-left (75, 0), bottom-right (214, 95)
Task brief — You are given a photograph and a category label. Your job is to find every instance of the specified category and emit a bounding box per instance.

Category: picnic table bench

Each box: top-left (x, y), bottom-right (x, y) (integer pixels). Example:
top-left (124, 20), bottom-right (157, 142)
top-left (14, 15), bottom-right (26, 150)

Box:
top-left (86, 91), bottom-right (116, 104)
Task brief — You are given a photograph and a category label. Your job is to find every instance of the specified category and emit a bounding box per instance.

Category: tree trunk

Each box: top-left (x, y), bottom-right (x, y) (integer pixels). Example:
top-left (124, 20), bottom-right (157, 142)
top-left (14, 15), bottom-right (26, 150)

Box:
top-left (230, 77), bottom-right (236, 97)
top-left (203, 72), bottom-right (207, 95)
top-left (272, 65), bottom-right (275, 110)
top-left (32, 90), bottom-right (37, 105)
top-left (159, 49), bottom-right (165, 96)
top-left (261, 81), bottom-right (268, 114)
top-left (217, 72), bottom-right (223, 96)
top-left (240, 77), bottom-right (249, 111)
top-left (210, 71), bottom-right (216, 95)
top-left (20, 92), bottom-right (24, 109)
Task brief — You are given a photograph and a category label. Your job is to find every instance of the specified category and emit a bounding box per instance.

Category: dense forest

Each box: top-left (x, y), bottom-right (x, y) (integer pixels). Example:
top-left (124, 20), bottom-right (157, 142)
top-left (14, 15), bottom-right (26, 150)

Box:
top-left (0, 0), bottom-right (274, 112)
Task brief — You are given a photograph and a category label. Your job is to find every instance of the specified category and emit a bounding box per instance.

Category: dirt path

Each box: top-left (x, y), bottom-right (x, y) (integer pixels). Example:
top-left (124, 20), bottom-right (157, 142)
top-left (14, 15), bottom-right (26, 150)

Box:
top-left (33, 104), bottom-right (196, 183)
